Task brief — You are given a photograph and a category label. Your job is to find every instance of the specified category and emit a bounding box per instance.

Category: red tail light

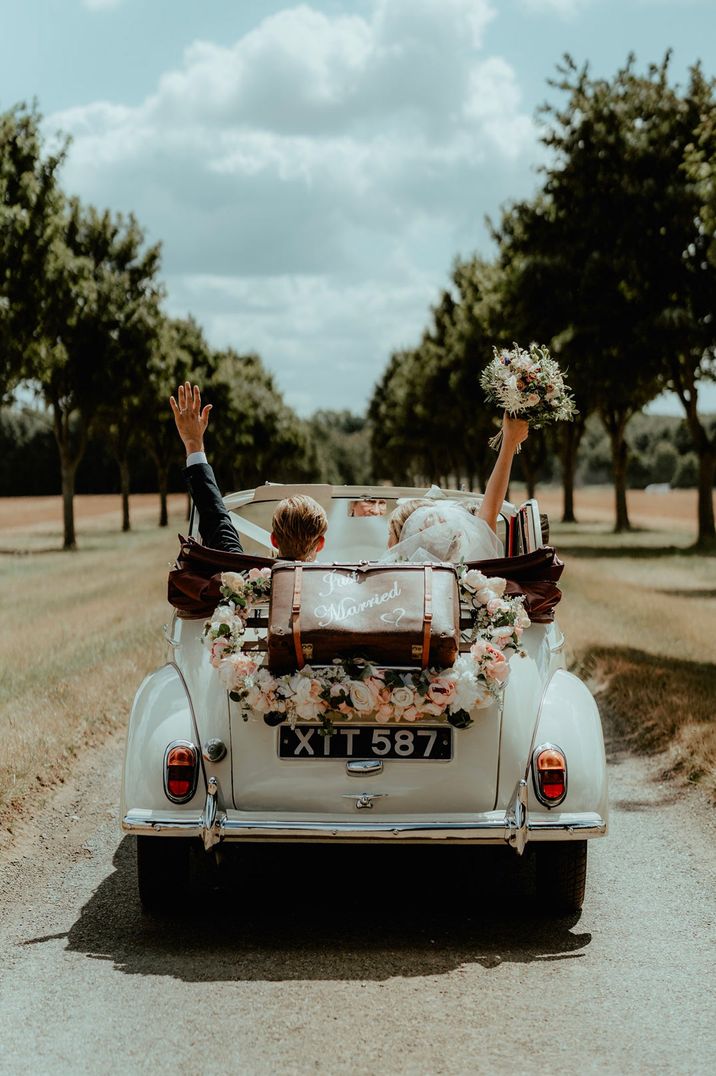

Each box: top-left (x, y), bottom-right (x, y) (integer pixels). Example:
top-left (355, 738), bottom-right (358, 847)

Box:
top-left (164, 741), bottom-right (199, 803)
top-left (532, 744), bottom-right (567, 807)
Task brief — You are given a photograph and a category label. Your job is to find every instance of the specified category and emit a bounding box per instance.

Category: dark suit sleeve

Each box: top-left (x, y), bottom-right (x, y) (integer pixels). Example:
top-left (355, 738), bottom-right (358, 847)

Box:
top-left (184, 461), bottom-right (244, 554)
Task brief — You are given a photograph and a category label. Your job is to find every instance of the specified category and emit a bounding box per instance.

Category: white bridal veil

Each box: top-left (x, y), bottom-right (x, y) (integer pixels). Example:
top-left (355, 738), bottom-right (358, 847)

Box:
top-left (382, 502), bottom-right (503, 564)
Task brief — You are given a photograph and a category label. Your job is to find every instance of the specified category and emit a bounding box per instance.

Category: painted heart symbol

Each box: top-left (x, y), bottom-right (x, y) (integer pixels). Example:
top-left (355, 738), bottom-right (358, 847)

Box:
top-left (380, 607), bottom-right (405, 627)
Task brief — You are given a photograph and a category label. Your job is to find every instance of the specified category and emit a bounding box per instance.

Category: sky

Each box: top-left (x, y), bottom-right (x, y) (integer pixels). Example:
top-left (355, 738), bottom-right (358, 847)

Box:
top-left (2, 0), bottom-right (715, 416)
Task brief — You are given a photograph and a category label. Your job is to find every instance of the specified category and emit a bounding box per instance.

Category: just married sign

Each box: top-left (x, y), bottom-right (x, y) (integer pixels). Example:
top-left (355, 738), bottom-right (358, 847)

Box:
top-left (267, 562), bottom-right (462, 673)
top-left (312, 568), bottom-right (404, 629)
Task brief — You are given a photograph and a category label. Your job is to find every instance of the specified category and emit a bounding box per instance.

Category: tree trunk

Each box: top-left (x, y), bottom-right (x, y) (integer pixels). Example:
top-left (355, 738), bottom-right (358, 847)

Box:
top-left (560, 422), bottom-right (584, 524)
top-left (696, 448), bottom-right (716, 546)
top-left (119, 457), bottom-right (131, 532)
top-left (521, 452), bottom-right (537, 501)
top-left (50, 399), bottom-right (88, 552)
top-left (60, 456), bottom-right (78, 550)
top-left (670, 363), bottom-right (716, 546)
top-left (158, 465), bottom-right (169, 527)
top-left (604, 418), bottom-right (631, 532)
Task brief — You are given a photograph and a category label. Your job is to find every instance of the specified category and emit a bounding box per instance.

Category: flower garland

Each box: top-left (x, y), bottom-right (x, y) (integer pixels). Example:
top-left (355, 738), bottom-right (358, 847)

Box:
top-left (203, 567), bottom-right (529, 732)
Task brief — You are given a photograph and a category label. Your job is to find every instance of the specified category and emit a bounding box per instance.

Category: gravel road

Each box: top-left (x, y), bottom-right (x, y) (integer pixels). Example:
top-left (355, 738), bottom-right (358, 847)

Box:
top-left (1, 733), bottom-right (714, 1076)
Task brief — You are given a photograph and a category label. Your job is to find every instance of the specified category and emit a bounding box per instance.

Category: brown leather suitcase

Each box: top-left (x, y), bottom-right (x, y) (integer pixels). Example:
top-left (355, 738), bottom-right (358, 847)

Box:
top-left (267, 562), bottom-right (461, 673)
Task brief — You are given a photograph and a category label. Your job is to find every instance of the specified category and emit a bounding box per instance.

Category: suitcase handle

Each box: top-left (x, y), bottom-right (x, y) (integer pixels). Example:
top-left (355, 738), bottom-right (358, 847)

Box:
top-left (292, 565), bottom-right (304, 669)
top-left (421, 565), bottom-right (433, 668)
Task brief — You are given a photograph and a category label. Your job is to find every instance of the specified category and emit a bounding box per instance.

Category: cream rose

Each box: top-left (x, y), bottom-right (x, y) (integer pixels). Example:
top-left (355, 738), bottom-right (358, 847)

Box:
top-left (221, 572), bottom-right (246, 595)
top-left (349, 681), bottom-right (375, 713)
top-left (390, 685), bottom-right (415, 710)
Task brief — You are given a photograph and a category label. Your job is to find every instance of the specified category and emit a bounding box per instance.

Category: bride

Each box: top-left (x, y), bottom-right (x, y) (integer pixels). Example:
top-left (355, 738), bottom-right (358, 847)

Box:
top-left (384, 415), bottom-right (528, 564)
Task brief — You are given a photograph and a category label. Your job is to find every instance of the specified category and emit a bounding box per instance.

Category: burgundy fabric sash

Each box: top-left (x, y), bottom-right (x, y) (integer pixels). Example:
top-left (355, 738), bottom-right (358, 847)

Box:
top-left (167, 535), bottom-right (563, 624)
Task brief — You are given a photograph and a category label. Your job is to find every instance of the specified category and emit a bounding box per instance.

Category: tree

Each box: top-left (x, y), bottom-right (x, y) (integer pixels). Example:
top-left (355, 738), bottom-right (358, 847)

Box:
top-left (139, 316), bottom-right (213, 527)
top-left (490, 198), bottom-right (593, 522)
top-left (671, 66), bottom-right (716, 544)
top-left (92, 214), bottom-right (164, 532)
top-left (536, 55), bottom-right (716, 538)
top-left (0, 103), bottom-right (66, 403)
top-left (207, 348), bottom-right (318, 491)
top-left (36, 200), bottom-right (163, 548)
top-left (311, 410), bottom-right (372, 485)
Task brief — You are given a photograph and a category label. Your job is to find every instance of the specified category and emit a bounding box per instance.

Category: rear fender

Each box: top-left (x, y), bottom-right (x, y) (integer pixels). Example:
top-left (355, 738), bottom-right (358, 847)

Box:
top-left (121, 663), bottom-right (206, 816)
top-left (529, 669), bottom-right (608, 821)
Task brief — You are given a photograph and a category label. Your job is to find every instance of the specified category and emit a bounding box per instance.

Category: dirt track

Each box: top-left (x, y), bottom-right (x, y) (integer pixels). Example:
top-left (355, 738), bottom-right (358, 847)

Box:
top-left (0, 731), bottom-right (714, 1075)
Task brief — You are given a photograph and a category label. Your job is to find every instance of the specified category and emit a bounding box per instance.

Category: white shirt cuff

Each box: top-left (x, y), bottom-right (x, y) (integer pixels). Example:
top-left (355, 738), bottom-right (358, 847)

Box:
top-left (186, 451), bottom-right (208, 467)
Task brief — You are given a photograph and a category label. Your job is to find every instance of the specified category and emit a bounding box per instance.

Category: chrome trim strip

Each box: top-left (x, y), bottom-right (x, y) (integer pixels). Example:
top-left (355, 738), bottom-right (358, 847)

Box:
top-left (123, 810), bottom-right (606, 842)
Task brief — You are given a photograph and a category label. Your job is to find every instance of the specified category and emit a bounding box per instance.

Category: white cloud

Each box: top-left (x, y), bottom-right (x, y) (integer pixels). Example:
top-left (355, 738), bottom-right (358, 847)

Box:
top-left (50, 0), bottom-right (539, 412)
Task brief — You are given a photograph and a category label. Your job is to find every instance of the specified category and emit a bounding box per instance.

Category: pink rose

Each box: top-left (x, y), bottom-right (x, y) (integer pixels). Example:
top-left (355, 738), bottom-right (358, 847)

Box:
top-left (209, 636), bottom-right (232, 669)
top-left (484, 647), bottom-right (509, 684)
top-left (470, 640), bottom-right (488, 661)
top-left (375, 704), bottom-right (393, 722)
top-left (248, 567), bottom-right (271, 582)
top-left (400, 706), bottom-right (419, 722)
top-left (426, 677), bottom-right (456, 711)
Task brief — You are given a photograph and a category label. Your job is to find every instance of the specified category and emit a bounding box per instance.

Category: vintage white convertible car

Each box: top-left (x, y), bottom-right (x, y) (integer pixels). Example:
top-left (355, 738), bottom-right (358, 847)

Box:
top-left (121, 484), bottom-right (608, 915)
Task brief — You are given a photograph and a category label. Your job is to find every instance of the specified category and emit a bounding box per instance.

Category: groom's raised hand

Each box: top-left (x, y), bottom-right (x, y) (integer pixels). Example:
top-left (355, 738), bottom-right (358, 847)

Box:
top-left (169, 381), bottom-right (213, 455)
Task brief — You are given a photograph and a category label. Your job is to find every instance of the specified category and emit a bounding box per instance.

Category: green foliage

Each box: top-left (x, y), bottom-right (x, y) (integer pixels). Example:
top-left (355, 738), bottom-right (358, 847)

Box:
top-left (310, 410), bottom-right (372, 485)
top-left (0, 103), bottom-right (67, 403)
top-left (672, 452), bottom-right (700, 488)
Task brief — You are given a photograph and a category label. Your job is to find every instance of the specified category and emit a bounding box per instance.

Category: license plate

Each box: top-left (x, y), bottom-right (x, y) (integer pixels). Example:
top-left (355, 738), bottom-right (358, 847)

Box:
top-left (278, 725), bottom-right (452, 761)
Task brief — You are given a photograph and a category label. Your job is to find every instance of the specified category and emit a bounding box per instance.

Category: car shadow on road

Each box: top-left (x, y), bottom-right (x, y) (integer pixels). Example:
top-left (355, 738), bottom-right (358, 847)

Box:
top-left (54, 837), bottom-right (592, 982)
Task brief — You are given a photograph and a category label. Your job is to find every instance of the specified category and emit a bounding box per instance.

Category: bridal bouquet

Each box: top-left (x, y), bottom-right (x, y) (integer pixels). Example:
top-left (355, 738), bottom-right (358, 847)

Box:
top-left (480, 342), bottom-right (577, 451)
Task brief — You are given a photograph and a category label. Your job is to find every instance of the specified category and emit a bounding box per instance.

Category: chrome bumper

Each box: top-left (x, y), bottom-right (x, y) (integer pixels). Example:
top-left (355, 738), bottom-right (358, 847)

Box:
top-left (122, 808), bottom-right (606, 848)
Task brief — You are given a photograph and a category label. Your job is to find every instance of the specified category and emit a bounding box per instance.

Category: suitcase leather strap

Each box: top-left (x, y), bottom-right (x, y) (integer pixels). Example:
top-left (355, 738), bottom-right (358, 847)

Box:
top-left (421, 565), bottom-right (433, 668)
top-left (291, 566), bottom-right (304, 669)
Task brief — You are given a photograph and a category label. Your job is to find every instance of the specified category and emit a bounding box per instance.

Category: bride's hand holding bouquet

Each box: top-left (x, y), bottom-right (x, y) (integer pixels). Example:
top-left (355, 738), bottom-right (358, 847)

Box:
top-left (481, 342), bottom-right (577, 452)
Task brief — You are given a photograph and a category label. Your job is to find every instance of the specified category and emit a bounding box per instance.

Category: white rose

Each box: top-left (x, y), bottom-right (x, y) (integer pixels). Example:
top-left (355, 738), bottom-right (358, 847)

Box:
top-left (390, 686), bottom-right (414, 710)
top-left (221, 572), bottom-right (246, 594)
top-left (349, 681), bottom-right (375, 713)
top-left (212, 603), bottom-right (237, 626)
top-left (485, 576), bottom-right (507, 598)
top-left (489, 626), bottom-right (515, 648)
top-left (462, 570), bottom-right (489, 593)
top-left (293, 677), bottom-right (323, 721)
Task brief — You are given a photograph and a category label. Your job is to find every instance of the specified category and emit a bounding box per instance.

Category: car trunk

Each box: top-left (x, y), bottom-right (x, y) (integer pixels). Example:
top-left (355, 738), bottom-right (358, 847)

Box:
top-left (230, 700), bottom-right (502, 814)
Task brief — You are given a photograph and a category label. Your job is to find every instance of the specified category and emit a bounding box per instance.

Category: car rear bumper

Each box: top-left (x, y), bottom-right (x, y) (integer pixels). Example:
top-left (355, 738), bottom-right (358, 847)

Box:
top-left (122, 807), bottom-right (607, 847)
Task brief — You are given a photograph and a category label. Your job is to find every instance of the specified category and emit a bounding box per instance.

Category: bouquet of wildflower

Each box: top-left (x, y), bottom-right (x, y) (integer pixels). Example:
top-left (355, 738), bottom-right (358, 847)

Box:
top-left (459, 569), bottom-right (530, 651)
top-left (480, 342), bottom-right (577, 451)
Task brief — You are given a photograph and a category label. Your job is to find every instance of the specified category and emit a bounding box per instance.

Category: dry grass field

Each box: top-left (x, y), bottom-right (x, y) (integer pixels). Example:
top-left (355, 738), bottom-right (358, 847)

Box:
top-left (511, 485), bottom-right (715, 799)
top-left (0, 486), bottom-right (714, 832)
top-left (0, 495), bottom-right (187, 832)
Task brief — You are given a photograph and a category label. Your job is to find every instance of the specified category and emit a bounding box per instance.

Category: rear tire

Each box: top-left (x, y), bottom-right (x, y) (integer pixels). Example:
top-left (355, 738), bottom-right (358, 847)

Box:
top-left (535, 840), bottom-right (588, 914)
top-left (136, 836), bottom-right (193, 915)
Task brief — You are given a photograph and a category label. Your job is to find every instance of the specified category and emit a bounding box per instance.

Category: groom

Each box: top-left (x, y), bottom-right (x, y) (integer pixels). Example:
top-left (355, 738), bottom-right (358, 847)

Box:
top-left (170, 382), bottom-right (328, 561)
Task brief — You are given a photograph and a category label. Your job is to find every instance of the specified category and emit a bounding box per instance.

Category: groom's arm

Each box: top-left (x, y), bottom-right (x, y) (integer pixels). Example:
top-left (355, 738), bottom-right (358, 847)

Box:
top-left (184, 456), bottom-right (244, 554)
top-left (170, 382), bottom-right (244, 553)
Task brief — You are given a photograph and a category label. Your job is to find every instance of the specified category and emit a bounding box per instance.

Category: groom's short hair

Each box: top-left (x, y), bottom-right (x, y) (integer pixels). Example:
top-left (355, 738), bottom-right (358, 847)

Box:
top-left (272, 495), bottom-right (328, 560)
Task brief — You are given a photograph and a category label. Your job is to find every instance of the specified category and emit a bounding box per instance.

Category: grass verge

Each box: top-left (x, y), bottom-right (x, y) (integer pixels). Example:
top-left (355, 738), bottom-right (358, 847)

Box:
top-left (0, 513), bottom-right (182, 830)
top-left (553, 521), bottom-right (716, 801)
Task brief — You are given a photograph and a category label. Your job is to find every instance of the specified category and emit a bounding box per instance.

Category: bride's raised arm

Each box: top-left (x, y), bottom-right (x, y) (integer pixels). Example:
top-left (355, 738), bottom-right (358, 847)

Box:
top-left (478, 415), bottom-right (529, 531)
